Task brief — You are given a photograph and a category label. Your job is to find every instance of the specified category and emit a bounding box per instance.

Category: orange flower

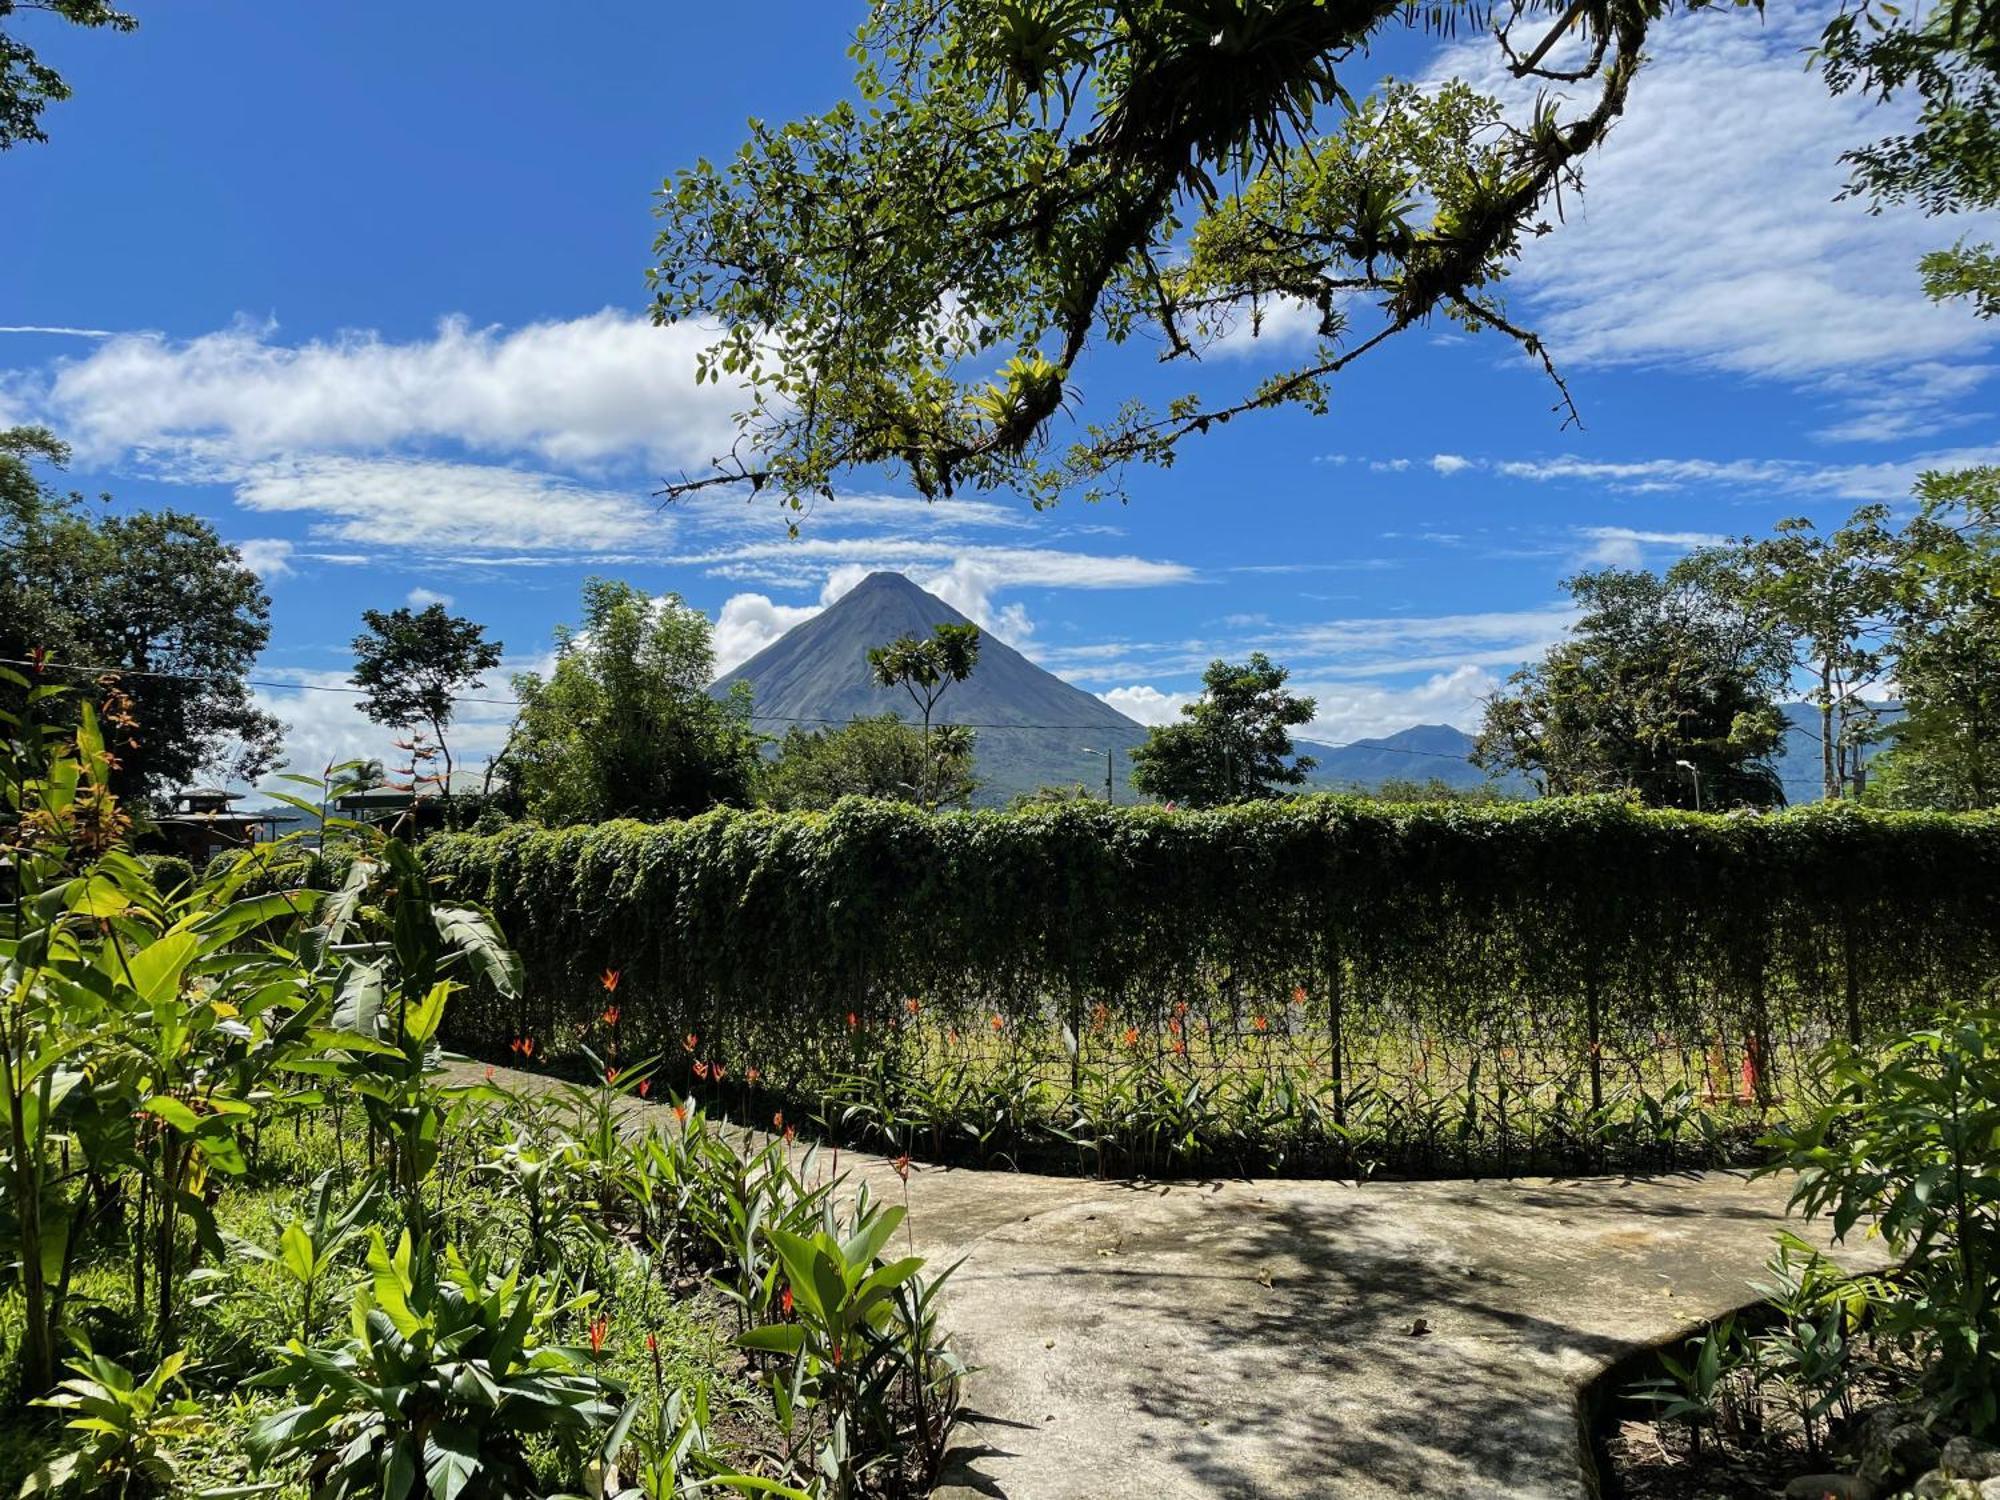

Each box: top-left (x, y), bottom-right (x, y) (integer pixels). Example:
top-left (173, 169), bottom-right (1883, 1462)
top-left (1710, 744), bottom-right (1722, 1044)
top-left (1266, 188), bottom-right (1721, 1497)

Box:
top-left (483, 1064), bottom-right (495, 1081)
top-left (638, 1078), bottom-right (652, 1098)
top-left (601, 969), bottom-right (622, 994)
top-left (683, 1032), bottom-right (698, 1052)
top-left (712, 1063), bottom-right (728, 1082)
top-left (673, 1103), bottom-right (688, 1124)
top-left (693, 1060), bottom-right (709, 1080)
top-left (521, 1037), bottom-right (535, 1058)
top-left (605, 1066), bottom-right (620, 1085)
top-left (892, 1153), bottom-right (911, 1181)
top-left (588, 1317), bottom-right (609, 1356)
top-left (1168, 1018), bottom-right (1182, 1037)
top-left (780, 1286), bottom-right (794, 1317)
top-left (773, 1110), bottom-right (785, 1131)
top-left (1252, 1015), bottom-right (1269, 1033)
top-left (645, 1331), bottom-right (658, 1354)
top-left (846, 1011), bottom-right (859, 1030)
top-left (747, 1066), bottom-right (761, 1083)
top-left (783, 1125), bottom-right (796, 1144)
top-left (1172, 1039), bottom-right (1187, 1056)
top-left (509, 1038), bottom-right (523, 1056)
top-left (990, 1014), bottom-right (1004, 1032)
top-left (1122, 1027), bottom-right (1140, 1047)
top-left (1291, 984), bottom-right (1307, 1007)
top-left (602, 1004), bottom-right (621, 1026)
top-left (905, 997), bottom-right (921, 1016)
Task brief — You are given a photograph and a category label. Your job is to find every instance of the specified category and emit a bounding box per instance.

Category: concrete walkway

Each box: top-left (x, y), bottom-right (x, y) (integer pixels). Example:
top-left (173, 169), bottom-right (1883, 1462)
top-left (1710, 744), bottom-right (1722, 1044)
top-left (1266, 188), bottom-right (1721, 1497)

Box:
top-left (451, 1062), bottom-right (1877, 1500)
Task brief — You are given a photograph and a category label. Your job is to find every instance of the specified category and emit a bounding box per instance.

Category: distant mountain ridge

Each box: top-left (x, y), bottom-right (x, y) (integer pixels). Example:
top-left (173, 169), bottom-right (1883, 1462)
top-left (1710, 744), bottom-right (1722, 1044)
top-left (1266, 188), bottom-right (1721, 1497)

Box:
top-left (712, 575), bottom-right (1875, 806)
top-left (712, 571), bottom-right (1149, 806)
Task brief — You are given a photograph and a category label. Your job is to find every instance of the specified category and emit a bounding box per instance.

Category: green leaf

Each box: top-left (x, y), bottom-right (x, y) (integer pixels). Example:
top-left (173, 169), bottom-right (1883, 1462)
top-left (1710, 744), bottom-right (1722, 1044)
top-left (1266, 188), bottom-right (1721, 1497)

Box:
top-left (424, 1422), bottom-right (481, 1500)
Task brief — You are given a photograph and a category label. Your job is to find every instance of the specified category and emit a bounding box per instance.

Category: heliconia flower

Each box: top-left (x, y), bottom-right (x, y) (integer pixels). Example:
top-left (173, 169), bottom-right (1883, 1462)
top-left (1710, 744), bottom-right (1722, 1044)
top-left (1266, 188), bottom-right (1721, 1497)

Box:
top-left (605, 1066), bottom-right (620, 1085)
top-left (588, 1317), bottom-right (609, 1355)
top-left (773, 1110), bottom-right (784, 1131)
top-left (781, 1287), bottom-right (794, 1317)
top-left (990, 1014), bottom-right (1004, 1032)
top-left (712, 1063), bottom-right (728, 1082)
top-left (1172, 1040), bottom-right (1187, 1056)
top-left (602, 969), bottom-right (622, 993)
top-left (693, 1060), bottom-right (709, 1080)
top-left (1252, 1015), bottom-right (1269, 1033)
top-left (483, 1064), bottom-right (495, 1081)
top-left (638, 1078), bottom-right (652, 1098)
top-left (905, 997), bottom-right (921, 1015)
top-left (522, 1038), bottom-right (535, 1058)
top-left (846, 1011), bottom-right (859, 1030)
top-left (892, 1154), bottom-right (911, 1181)
top-left (1122, 1027), bottom-right (1140, 1047)
top-left (28, 645), bottom-right (47, 674)
top-left (602, 1004), bottom-right (621, 1026)
top-left (673, 1104), bottom-right (688, 1124)
top-left (783, 1125), bottom-right (796, 1144)
top-left (1292, 985), bottom-right (1308, 1007)
top-left (746, 1066), bottom-right (761, 1083)
top-left (509, 1038), bottom-right (524, 1056)
top-left (1168, 1018), bottom-right (1182, 1037)
top-left (684, 1032), bottom-right (698, 1052)
top-left (645, 1331), bottom-right (659, 1354)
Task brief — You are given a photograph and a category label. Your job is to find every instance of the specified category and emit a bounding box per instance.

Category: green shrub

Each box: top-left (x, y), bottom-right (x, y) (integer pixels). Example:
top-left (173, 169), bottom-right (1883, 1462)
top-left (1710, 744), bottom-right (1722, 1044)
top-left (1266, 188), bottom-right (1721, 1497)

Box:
top-left (136, 854), bottom-right (193, 897)
top-left (421, 796), bottom-right (2000, 1114)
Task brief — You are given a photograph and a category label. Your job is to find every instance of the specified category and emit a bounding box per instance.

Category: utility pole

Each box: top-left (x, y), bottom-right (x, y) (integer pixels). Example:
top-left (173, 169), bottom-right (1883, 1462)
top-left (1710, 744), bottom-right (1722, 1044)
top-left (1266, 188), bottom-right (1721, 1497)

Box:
top-left (1084, 746), bottom-right (1116, 804)
top-left (1675, 757), bottom-right (1703, 812)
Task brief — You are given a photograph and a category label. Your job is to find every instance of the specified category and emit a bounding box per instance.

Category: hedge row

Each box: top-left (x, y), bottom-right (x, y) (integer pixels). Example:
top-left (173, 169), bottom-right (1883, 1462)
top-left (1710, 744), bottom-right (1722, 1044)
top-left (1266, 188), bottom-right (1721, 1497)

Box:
top-left (418, 796), bottom-right (2000, 1101)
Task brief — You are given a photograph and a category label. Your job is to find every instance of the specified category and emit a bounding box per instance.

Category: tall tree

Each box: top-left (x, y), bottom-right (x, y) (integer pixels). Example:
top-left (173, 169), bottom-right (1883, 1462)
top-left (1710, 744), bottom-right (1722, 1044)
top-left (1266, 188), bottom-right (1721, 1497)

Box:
top-left (1475, 566), bottom-right (1790, 809)
top-left (867, 621), bottom-right (981, 804)
top-left (0, 426), bottom-right (281, 802)
top-left (506, 579), bottom-right (758, 824)
top-left (350, 603), bottom-right (504, 820)
top-left (760, 714), bottom-right (978, 811)
top-left (1130, 653), bottom-right (1316, 807)
top-left (1867, 466), bottom-right (2000, 809)
top-left (1, 0), bottom-right (136, 149)
top-left (1692, 510), bottom-right (1896, 801)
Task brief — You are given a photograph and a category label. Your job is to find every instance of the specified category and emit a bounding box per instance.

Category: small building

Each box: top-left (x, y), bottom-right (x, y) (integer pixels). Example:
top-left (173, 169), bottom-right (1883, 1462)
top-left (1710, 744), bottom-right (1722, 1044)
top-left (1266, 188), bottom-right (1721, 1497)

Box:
top-left (156, 787), bottom-right (292, 865)
top-left (333, 770), bottom-right (498, 830)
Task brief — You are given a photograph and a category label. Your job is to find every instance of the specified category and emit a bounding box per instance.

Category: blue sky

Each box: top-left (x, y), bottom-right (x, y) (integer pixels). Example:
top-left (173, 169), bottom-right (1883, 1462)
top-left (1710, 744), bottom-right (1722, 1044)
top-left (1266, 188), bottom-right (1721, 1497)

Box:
top-left (6, 1), bottom-right (1997, 780)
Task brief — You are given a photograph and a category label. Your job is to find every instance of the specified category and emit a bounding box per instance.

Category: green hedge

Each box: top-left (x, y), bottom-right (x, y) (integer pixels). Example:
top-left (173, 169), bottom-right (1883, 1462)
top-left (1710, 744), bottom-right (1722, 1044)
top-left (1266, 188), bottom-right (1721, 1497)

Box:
top-left (420, 796), bottom-right (2000, 1100)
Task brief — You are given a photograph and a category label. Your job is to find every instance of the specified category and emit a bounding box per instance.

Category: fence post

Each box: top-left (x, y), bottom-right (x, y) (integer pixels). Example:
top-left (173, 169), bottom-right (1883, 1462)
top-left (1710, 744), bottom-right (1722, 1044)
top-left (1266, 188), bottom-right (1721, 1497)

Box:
top-left (1326, 949), bottom-right (1346, 1129)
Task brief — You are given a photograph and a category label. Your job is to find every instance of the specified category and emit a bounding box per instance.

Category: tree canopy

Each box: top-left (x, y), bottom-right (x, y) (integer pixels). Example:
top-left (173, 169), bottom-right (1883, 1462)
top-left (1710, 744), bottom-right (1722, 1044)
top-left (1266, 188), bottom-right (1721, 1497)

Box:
top-left (760, 713), bottom-right (978, 810)
top-left (1475, 564), bottom-right (1790, 809)
top-left (350, 603), bottom-right (504, 809)
top-left (1, 1), bottom-right (136, 150)
top-left (504, 579), bottom-right (759, 824)
top-left (648, 0), bottom-right (1738, 507)
top-left (1129, 652), bottom-right (1316, 806)
top-left (0, 426), bottom-right (281, 802)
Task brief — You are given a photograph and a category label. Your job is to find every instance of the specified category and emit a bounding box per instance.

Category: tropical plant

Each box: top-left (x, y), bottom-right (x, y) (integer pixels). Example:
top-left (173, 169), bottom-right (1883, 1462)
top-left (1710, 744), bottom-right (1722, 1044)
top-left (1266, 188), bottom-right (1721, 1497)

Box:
top-left (232, 1169), bottom-right (382, 1343)
top-left (1763, 1006), bottom-right (2000, 1434)
top-left (247, 1231), bottom-right (624, 1499)
top-left (19, 1343), bottom-right (207, 1499)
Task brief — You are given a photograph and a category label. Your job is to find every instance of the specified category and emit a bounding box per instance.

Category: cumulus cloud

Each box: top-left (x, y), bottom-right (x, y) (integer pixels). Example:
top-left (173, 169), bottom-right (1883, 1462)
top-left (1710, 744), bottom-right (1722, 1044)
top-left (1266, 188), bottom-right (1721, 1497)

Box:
top-left (1097, 684), bottom-right (1193, 726)
top-left (232, 538), bottom-right (295, 579)
top-left (712, 591), bottom-right (826, 674)
top-left (406, 587), bottom-right (454, 608)
top-left (1575, 525), bottom-right (1728, 567)
top-left (1294, 664), bottom-right (1503, 745)
top-left (41, 312), bottom-right (741, 470)
top-left (1430, 453), bottom-right (1472, 475)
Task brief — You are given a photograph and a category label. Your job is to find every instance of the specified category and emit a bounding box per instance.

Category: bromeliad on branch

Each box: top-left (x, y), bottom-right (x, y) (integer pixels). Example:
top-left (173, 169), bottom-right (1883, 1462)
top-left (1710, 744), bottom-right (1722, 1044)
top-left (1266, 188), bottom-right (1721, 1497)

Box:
top-left (649, 0), bottom-right (1757, 510)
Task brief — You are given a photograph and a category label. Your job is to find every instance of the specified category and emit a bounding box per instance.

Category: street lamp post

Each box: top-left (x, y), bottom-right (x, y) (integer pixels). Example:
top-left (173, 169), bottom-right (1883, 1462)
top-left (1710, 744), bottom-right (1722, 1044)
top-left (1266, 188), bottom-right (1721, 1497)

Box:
top-left (1675, 758), bottom-right (1703, 812)
top-left (1082, 746), bottom-right (1115, 804)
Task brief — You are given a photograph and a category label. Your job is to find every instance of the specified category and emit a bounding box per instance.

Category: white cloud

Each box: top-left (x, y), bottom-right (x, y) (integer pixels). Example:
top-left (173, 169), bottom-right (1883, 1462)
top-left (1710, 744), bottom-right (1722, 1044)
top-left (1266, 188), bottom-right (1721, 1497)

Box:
top-left (1097, 684), bottom-right (1193, 726)
top-left (712, 592), bottom-right (825, 674)
top-left (1203, 294), bottom-right (1328, 359)
top-left (0, 325), bottom-right (116, 338)
top-left (1431, 5), bottom-right (2000, 428)
top-left (252, 668), bottom-right (519, 789)
top-left (1429, 453), bottom-right (1472, 475)
top-left (229, 454), bottom-right (656, 554)
top-left (406, 587), bottom-right (454, 608)
top-left (1575, 525), bottom-right (1728, 567)
top-left (41, 312), bottom-right (741, 470)
top-left (232, 538), bottom-right (294, 579)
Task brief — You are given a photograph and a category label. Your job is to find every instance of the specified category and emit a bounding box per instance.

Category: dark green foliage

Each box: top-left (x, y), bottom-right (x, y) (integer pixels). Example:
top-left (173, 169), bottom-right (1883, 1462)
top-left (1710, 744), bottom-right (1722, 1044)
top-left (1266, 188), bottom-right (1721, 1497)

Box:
top-left (0, 0), bottom-right (135, 150)
top-left (421, 796), bottom-right (2000, 1173)
top-left (137, 854), bottom-right (193, 897)
top-left (1477, 566), bottom-right (1791, 809)
top-left (0, 428), bottom-right (282, 802)
top-left (1130, 653), bottom-right (1316, 806)
top-left (350, 603), bottom-right (503, 811)
top-left (761, 714), bottom-right (977, 811)
top-left (507, 580), bottom-right (760, 824)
